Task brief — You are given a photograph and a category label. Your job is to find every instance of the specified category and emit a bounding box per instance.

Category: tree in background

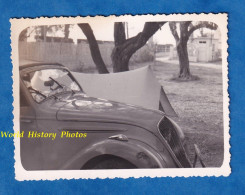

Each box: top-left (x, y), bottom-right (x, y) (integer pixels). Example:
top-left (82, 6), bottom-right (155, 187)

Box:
top-left (78, 22), bottom-right (166, 73)
top-left (63, 24), bottom-right (70, 42)
top-left (169, 21), bottom-right (218, 80)
top-left (35, 25), bottom-right (63, 42)
top-left (78, 23), bottom-right (109, 74)
top-left (19, 25), bottom-right (72, 42)
top-left (112, 22), bottom-right (166, 72)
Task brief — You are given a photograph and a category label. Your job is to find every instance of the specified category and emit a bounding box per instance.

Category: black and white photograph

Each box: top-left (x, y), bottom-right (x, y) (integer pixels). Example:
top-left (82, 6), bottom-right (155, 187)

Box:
top-left (11, 14), bottom-right (229, 180)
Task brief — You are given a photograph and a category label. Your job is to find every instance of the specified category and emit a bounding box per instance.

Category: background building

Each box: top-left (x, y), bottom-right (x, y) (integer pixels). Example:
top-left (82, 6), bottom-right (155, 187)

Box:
top-left (166, 29), bottom-right (222, 62)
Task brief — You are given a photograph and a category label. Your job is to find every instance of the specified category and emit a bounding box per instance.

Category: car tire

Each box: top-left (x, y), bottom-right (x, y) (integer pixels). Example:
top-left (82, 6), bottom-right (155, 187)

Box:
top-left (82, 156), bottom-right (137, 169)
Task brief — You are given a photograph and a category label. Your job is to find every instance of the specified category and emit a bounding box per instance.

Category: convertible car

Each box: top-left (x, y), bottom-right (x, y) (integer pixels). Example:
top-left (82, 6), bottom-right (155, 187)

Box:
top-left (19, 62), bottom-right (193, 170)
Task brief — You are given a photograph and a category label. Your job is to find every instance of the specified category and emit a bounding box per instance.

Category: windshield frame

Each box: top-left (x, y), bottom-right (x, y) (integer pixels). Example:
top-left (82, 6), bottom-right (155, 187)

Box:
top-left (20, 66), bottom-right (84, 104)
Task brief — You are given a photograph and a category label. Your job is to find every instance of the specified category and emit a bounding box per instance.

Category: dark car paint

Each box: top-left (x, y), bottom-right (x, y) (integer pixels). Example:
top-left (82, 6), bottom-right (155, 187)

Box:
top-left (19, 63), bottom-right (185, 170)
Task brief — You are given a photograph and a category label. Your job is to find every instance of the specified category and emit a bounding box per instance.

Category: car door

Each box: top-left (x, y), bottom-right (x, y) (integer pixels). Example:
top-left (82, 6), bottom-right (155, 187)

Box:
top-left (20, 83), bottom-right (43, 170)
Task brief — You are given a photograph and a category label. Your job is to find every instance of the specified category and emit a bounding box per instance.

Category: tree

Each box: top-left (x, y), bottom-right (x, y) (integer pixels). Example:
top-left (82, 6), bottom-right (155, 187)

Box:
top-left (64, 24), bottom-right (70, 42)
top-left (112, 22), bottom-right (166, 72)
top-left (78, 23), bottom-right (109, 74)
top-left (36, 26), bottom-right (56, 42)
top-left (169, 21), bottom-right (218, 80)
top-left (77, 22), bottom-right (165, 73)
top-left (29, 25), bottom-right (71, 42)
top-left (19, 27), bottom-right (37, 41)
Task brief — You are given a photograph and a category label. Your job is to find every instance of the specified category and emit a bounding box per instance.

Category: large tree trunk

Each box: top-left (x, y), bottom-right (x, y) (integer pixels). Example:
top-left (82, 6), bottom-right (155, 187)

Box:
top-left (176, 39), bottom-right (191, 79)
top-left (78, 23), bottom-right (109, 74)
top-left (112, 22), bottom-right (166, 72)
top-left (112, 50), bottom-right (131, 72)
top-left (112, 22), bottom-right (130, 72)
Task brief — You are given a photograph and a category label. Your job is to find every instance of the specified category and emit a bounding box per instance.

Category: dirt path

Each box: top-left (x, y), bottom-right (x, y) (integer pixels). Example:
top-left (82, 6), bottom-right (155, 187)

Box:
top-left (156, 57), bottom-right (222, 70)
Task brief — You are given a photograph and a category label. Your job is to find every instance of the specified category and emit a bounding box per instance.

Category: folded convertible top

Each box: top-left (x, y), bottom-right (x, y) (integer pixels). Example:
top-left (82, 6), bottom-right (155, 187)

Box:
top-left (72, 66), bottom-right (177, 117)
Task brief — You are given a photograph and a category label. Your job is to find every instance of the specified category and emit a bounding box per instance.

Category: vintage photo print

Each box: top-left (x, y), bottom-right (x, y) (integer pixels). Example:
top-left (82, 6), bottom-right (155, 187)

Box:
top-left (11, 14), bottom-right (230, 180)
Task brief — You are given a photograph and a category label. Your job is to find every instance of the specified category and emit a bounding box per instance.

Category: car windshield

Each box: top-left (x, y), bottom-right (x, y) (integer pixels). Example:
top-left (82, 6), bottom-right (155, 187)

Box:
top-left (21, 68), bottom-right (81, 103)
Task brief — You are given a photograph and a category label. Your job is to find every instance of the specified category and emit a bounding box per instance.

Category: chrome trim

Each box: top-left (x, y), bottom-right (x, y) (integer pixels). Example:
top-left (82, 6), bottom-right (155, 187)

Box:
top-left (108, 134), bottom-right (128, 142)
top-left (157, 116), bottom-right (183, 168)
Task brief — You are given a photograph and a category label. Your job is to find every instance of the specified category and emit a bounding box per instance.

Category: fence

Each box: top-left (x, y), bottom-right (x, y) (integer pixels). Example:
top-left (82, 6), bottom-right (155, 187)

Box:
top-left (19, 41), bottom-right (152, 72)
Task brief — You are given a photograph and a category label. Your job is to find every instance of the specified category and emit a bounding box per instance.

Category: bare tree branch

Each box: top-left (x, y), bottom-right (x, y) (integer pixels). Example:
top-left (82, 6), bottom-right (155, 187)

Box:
top-left (119, 22), bottom-right (166, 56)
top-left (169, 22), bottom-right (180, 42)
top-left (78, 23), bottom-right (109, 74)
top-left (187, 21), bottom-right (218, 37)
top-left (112, 22), bottom-right (166, 72)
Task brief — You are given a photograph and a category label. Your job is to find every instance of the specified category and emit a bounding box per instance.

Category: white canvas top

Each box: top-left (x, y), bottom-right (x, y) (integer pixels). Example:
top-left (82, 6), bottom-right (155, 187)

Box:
top-left (72, 66), bottom-right (177, 117)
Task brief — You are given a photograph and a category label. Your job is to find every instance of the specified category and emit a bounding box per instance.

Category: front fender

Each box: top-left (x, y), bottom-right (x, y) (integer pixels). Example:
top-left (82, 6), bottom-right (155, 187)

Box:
top-left (61, 138), bottom-right (168, 169)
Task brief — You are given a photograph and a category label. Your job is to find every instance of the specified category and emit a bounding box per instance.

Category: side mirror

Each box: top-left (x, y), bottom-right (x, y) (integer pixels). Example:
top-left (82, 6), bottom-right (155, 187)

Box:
top-left (22, 73), bottom-right (30, 81)
top-left (44, 80), bottom-right (54, 87)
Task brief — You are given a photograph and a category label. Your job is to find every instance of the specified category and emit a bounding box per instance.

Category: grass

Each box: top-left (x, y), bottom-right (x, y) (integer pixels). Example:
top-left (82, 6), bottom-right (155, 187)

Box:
top-left (148, 61), bottom-right (224, 167)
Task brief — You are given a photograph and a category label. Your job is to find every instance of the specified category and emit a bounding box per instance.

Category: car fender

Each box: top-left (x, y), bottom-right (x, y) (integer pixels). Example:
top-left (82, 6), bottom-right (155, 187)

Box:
top-left (60, 138), bottom-right (168, 169)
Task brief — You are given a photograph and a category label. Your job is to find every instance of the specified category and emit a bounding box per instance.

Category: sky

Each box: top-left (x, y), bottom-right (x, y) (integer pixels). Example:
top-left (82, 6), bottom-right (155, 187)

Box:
top-left (27, 21), bottom-right (217, 46)
top-left (67, 21), bottom-right (177, 45)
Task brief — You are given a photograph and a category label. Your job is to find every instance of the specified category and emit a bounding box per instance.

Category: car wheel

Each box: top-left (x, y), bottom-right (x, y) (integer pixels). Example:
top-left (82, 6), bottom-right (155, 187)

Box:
top-left (82, 156), bottom-right (137, 169)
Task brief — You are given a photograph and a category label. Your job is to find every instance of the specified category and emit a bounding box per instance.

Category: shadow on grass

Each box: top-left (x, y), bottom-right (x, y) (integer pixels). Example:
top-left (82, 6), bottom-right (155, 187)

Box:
top-left (170, 74), bottom-right (200, 82)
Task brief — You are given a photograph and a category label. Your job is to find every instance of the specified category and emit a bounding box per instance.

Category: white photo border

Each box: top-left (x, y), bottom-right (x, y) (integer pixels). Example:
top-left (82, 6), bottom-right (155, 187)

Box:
top-left (11, 13), bottom-right (230, 181)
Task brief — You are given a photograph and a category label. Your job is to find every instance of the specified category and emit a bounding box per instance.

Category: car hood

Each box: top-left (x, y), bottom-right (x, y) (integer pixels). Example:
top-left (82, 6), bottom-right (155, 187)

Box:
top-left (54, 92), bottom-right (164, 130)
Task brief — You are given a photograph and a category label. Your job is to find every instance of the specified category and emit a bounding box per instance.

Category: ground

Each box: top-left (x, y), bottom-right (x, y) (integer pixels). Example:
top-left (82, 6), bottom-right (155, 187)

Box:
top-left (83, 59), bottom-right (224, 168)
